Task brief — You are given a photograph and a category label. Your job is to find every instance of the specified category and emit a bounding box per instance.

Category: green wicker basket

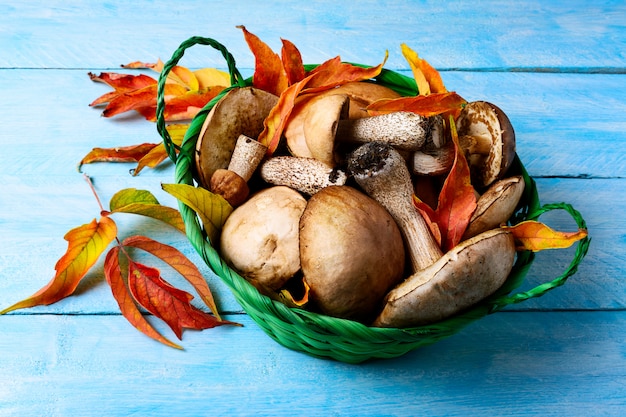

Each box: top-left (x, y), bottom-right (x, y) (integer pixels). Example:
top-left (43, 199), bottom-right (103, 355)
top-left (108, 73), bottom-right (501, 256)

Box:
top-left (156, 36), bottom-right (590, 363)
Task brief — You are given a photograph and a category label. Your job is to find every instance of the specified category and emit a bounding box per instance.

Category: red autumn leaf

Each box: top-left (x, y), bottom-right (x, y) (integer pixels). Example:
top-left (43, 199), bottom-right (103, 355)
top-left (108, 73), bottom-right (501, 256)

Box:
top-left (78, 143), bottom-right (159, 170)
top-left (100, 83), bottom-right (188, 119)
top-left (239, 25), bottom-right (289, 96)
top-left (305, 54), bottom-right (388, 91)
top-left (0, 216), bottom-right (117, 314)
top-left (366, 92), bottom-right (467, 117)
top-left (135, 86), bottom-right (226, 122)
top-left (89, 72), bottom-right (157, 103)
top-left (127, 259), bottom-right (235, 340)
top-left (122, 235), bottom-right (221, 320)
top-left (104, 246), bottom-right (183, 349)
top-left (281, 38), bottom-right (306, 85)
top-left (414, 118), bottom-right (476, 252)
top-left (503, 221), bottom-right (588, 252)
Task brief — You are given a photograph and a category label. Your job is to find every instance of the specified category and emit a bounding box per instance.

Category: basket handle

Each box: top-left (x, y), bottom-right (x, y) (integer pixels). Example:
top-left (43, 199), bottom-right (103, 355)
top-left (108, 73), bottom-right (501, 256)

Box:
top-left (489, 202), bottom-right (591, 312)
top-left (155, 36), bottom-right (246, 163)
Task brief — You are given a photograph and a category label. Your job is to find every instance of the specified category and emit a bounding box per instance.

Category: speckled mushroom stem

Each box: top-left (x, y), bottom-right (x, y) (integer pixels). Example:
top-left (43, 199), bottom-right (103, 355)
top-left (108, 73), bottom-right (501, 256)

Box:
top-left (348, 142), bottom-right (443, 272)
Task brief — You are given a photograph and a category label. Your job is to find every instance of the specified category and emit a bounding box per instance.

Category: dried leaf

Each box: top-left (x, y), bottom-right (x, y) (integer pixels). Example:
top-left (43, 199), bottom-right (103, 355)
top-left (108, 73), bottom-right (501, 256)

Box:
top-left (366, 92), bottom-right (467, 117)
top-left (503, 221), bottom-right (588, 252)
top-left (281, 38), bottom-right (306, 85)
top-left (78, 143), bottom-right (159, 170)
top-left (109, 188), bottom-right (186, 234)
top-left (400, 43), bottom-right (447, 95)
top-left (415, 118), bottom-right (476, 252)
top-left (161, 183), bottom-right (233, 245)
top-left (88, 72), bottom-right (156, 104)
top-left (0, 217), bottom-right (117, 314)
top-left (193, 67), bottom-right (231, 90)
top-left (127, 260), bottom-right (234, 340)
top-left (239, 25), bottom-right (288, 96)
top-left (122, 235), bottom-right (221, 320)
top-left (104, 246), bottom-right (183, 349)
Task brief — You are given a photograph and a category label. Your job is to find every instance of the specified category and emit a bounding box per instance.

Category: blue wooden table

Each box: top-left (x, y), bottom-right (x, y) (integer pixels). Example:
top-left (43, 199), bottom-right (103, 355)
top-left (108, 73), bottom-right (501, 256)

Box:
top-left (1, 1), bottom-right (624, 415)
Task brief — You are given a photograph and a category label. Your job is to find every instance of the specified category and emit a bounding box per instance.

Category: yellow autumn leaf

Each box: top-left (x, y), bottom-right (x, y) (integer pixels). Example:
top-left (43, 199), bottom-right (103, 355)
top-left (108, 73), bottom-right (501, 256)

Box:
top-left (503, 220), bottom-right (588, 252)
top-left (401, 43), bottom-right (431, 96)
top-left (194, 67), bottom-right (231, 90)
top-left (0, 216), bottom-right (117, 314)
top-left (109, 188), bottom-right (186, 234)
top-left (161, 183), bottom-right (233, 245)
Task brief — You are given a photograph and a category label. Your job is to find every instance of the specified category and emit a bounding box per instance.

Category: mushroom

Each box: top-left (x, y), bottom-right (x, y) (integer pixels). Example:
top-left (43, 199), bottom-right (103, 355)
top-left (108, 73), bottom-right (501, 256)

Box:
top-left (195, 87), bottom-right (278, 189)
top-left (348, 142), bottom-right (443, 272)
top-left (209, 134), bottom-right (268, 207)
top-left (219, 186), bottom-right (307, 294)
top-left (284, 81), bottom-right (401, 157)
top-left (299, 185), bottom-right (405, 322)
top-left (347, 142), bottom-right (517, 327)
top-left (259, 156), bottom-right (347, 195)
top-left (299, 93), bottom-right (432, 168)
top-left (462, 175), bottom-right (525, 240)
top-left (455, 101), bottom-right (516, 189)
top-left (372, 228), bottom-right (516, 328)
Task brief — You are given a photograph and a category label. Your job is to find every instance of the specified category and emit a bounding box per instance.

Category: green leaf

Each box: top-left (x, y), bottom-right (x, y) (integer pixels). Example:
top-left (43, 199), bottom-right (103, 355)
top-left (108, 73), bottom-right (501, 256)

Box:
top-left (109, 188), bottom-right (186, 234)
top-left (161, 183), bottom-right (233, 244)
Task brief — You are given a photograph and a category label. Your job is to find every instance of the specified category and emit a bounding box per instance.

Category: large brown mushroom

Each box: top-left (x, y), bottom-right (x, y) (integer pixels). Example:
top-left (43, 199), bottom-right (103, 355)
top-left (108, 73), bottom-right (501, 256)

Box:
top-left (195, 87), bottom-right (278, 189)
top-left (299, 186), bottom-right (405, 322)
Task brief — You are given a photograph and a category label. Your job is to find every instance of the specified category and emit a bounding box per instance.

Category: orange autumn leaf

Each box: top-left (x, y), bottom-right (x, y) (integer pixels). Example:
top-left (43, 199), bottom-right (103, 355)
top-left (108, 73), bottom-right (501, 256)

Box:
top-left (100, 83), bottom-right (188, 118)
top-left (503, 221), bottom-right (589, 252)
top-left (104, 246), bottom-right (183, 350)
top-left (133, 124), bottom-right (187, 175)
top-left (414, 118), bottom-right (476, 252)
top-left (259, 54), bottom-right (388, 155)
top-left (127, 259), bottom-right (235, 340)
top-left (366, 92), bottom-right (467, 117)
top-left (281, 38), bottom-right (306, 85)
top-left (0, 216), bottom-right (117, 314)
top-left (400, 43), bottom-right (447, 95)
top-left (78, 143), bottom-right (159, 170)
top-left (122, 235), bottom-right (221, 320)
top-left (136, 86), bottom-right (226, 122)
top-left (239, 25), bottom-right (288, 96)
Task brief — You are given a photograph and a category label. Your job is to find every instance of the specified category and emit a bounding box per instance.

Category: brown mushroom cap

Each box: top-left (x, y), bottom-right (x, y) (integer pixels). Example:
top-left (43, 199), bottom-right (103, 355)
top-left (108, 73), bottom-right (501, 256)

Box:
top-left (456, 101), bottom-right (516, 188)
top-left (373, 228), bottom-right (516, 328)
top-left (299, 185), bottom-right (406, 322)
top-left (195, 87), bottom-right (278, 188)
top-left (219, 186), bottom-right (307, 293)
top-left (303, 94), bottom-right (350, 167)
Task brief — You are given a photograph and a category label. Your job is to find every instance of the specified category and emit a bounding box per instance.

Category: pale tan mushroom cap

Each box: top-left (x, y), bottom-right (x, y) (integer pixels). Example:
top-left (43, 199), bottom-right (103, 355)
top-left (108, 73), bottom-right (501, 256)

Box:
top-left (299, 186), bottom-right (406, 322)
top-left (373, 228), bottom-right (516, 328)
top-left (220, 186), bottom-right (307, 292)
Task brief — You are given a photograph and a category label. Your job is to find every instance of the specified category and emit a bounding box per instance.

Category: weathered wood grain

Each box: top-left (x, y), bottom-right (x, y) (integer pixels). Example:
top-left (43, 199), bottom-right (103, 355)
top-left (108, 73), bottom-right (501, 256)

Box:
top-left (1, 1), bottom-right (625, 70)
top-left (0, 312), bottom-right (624, 417)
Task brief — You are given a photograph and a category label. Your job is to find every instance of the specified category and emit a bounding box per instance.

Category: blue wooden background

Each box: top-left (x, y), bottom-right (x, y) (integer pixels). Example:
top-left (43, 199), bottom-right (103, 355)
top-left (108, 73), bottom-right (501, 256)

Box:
top-left (0, 1), bottom-right (624, 416)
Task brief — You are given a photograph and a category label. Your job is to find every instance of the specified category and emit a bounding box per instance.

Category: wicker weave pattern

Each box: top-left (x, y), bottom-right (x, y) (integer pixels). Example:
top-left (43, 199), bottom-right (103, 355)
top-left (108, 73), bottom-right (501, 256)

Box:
top-left (157, 37), bottom-right (590, 363)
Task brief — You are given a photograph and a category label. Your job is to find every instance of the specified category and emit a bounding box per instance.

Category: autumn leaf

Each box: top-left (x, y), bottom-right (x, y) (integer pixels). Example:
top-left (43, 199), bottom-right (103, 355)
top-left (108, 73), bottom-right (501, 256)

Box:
top-left (0, 216), bottom-right (117, 314)
top-left (127, 259), bottom-right (234, 340)
top-left (400, 43), bottom-right (447, 95)
top-left (108, 188), bottom-right (186, 234)
top-left (239, 25), bottom-right (289, 96)
top-left (161, 183), bottom-right (233, 245)
top-left (122, 235), bottom-right (221, 320)
top-left (413, 118), bottom-right (476, 252)
top-left (366, 92), bottom-right (467, 117)
top-left (503, 220), bottom-right (589, 252)
top-left (104, 246), bottom-right (183, 349)
top-left (281, 38), bottom-right (306, 85)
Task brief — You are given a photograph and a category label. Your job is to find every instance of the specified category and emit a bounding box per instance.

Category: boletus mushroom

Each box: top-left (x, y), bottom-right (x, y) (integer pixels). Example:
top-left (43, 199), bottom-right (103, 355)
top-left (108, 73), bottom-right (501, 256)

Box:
top-left (195, 87), bottom-right (278, 189)
top-left (348, 142), bottom-right (516, 327)
top-left (219, 186), bottom-right (307, 294)
top-left (299, 185), bottom-right (405, 322)
top-left (456, 101), bottom-right (516, 189)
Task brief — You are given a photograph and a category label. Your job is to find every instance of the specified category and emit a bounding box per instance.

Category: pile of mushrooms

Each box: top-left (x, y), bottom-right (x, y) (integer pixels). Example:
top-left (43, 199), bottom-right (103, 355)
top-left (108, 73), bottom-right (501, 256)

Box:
top-left (194, 82), bottom-right (526, 327)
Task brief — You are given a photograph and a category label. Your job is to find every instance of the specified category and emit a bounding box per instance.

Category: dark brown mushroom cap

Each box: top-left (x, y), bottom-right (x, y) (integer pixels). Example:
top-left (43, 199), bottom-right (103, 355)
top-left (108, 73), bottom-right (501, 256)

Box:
top-left (456, 101), bottom-right (516, 189)
top-left (195, 87), bottom-right (278, 189)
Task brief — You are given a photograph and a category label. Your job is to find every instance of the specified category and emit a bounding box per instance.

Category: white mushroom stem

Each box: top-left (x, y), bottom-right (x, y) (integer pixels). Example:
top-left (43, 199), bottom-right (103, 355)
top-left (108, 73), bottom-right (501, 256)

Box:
top-left (227, 134), bottom-right (268, 182)
top-left (260, 156), bottom-right (347, 195)
top-left (348, 142), bottom-right (443, 272)
top-left (411, 141), bottom-right (455, 176)
top-left (336, 111), bottom-right (430, 151)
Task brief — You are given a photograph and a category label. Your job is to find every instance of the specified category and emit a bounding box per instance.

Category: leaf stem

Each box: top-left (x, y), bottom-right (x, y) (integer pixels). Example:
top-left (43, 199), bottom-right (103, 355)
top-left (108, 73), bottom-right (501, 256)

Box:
top-left (83, 173), bottom-right (106, 213)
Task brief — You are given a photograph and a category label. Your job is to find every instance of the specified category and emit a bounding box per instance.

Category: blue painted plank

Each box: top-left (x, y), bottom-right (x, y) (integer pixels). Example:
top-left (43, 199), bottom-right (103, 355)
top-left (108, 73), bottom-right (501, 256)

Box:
top-left (1, 1), bottom-right (625, 70)
top-left (0, 312), bottom-right (624, 416)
